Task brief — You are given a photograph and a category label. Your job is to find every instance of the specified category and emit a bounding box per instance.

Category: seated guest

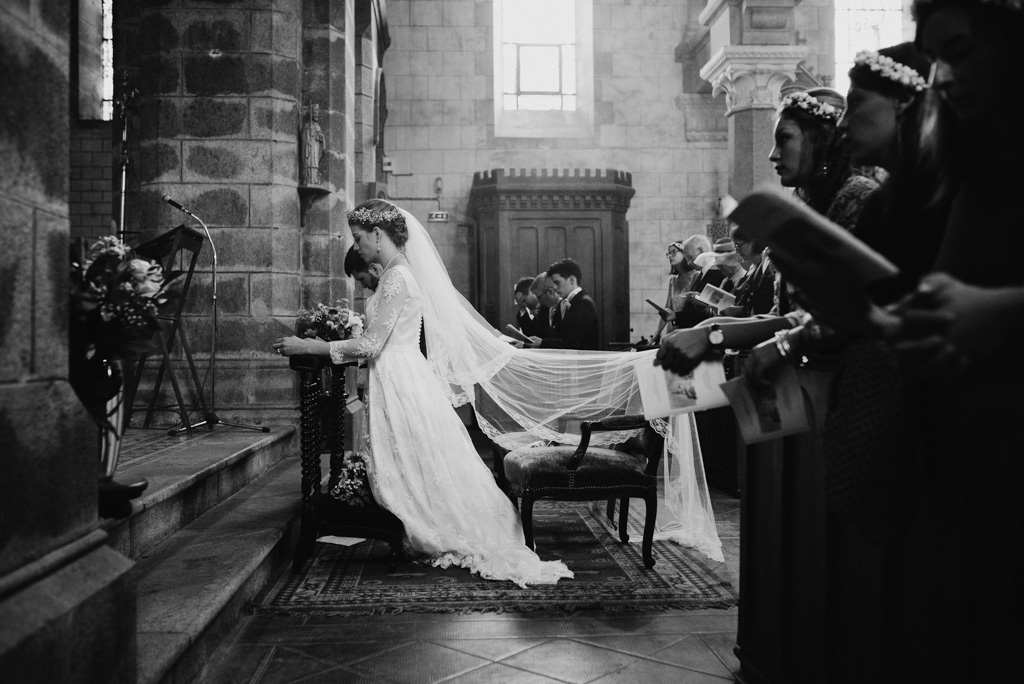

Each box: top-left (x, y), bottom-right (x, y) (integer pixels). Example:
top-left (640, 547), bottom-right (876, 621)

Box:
top-left (528, 258), bottom-right (599, 350)
top-left (675, 237), bottom-right (733, 328)
top-left (714, 242), bottom-right (747, 293)
top-left (512, 276), bottom-right (542, 336)
top-left (720, 226), bottom-right (775, 317)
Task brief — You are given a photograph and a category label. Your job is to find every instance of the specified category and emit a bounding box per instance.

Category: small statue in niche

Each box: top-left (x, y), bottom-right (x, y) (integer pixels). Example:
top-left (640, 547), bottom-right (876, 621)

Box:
top-left (300, 103), bottom-right (326, 186)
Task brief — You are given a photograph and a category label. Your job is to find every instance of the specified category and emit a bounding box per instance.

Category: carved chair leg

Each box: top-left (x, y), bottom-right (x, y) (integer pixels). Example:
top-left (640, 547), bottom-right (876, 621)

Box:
top-left (606, 498), bottom-right (615, 523)
top-left (520, 493), bottom-right (536, 551)
top-left (492, 444), bottom-right (510, 496)
top-left (293, 507), bottom-right (317, 573)
top-left (618, 498), bottom-right (630, 544)
top-left (642, 494), bottom-right (658, 569)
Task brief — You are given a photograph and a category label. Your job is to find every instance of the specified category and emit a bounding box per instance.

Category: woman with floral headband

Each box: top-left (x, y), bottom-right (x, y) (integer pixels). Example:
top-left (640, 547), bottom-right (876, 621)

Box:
top-left (768, 3), bottom-right (1024, 679)
top-left (654, 87), bottom-right (880, 378)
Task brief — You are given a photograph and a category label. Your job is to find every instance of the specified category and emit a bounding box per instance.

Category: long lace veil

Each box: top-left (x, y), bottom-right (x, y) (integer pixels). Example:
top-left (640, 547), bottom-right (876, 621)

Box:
top-left (397, 206), bottom-right (723, 562)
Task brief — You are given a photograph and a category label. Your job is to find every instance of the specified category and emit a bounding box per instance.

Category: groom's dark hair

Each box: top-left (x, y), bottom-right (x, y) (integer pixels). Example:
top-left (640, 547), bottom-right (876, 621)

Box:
top-left (344, 245), bottom-right (370, 276)
top-left (546, 258), bottom-right (582, 285)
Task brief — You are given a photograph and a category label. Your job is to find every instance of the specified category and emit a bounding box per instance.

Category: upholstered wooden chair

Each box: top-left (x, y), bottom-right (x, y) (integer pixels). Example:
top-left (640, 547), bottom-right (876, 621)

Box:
top-left (503, 415), bottom-right (663, 568)
top-left (290, 355), bottom-right (404, 571)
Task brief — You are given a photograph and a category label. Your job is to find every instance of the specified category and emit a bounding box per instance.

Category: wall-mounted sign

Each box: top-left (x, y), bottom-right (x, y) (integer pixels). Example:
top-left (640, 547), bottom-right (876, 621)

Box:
top-left (428, 211), bottom-right (449, 222)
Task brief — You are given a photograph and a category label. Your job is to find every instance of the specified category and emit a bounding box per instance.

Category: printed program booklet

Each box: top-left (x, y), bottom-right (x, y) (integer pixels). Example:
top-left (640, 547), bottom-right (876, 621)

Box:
top-left (696, 283), bottom-right (736, 310)
top-left (634, 358), bottom-right (730, 419)
top-left (719, 364), bottom-right (811, 444)
top-left (726, 185), bottom-right (899, 284)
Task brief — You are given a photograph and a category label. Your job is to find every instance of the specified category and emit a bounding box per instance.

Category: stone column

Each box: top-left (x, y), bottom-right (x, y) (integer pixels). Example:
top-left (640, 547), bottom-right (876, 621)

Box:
top-left (698, 0), bottom-right (807, 199)
top-left (0, 2), bottom-right (135, 681)
top-left (134, 0), bottom-right (304, 425)
top-left (700, 45), bottom-right (806, 199)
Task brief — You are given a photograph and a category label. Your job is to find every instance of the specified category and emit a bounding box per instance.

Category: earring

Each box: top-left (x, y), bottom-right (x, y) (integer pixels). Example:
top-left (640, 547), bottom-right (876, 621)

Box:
top-left (376, 229), bottom-right (381, 252)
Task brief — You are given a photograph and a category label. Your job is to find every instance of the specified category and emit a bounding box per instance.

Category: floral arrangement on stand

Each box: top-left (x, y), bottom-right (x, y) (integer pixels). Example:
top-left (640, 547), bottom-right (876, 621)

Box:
top-left (328, 451), bottom-right (373, 506)
top-left (69, 235), bottom-right (179, 430)
top-left (295, 300), bottom-right (364, 342)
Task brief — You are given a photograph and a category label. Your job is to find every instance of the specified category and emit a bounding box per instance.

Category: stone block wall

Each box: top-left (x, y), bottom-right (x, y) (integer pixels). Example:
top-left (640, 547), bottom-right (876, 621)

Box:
top-left (0, 2), bottom-right (136, 681)
top-left (70, 123), bottom-right (115, 240)
top-left (383, 0), bottom-right (729, 342)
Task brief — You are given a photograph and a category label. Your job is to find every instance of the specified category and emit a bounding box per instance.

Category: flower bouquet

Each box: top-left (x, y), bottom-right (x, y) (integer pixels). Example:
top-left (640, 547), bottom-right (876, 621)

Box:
top-left (69, 235), bottom-right (182, 509)
top-left (327, 451), bottom-right (373, 506)
top-left (295, 300), bottom-right (364, 342)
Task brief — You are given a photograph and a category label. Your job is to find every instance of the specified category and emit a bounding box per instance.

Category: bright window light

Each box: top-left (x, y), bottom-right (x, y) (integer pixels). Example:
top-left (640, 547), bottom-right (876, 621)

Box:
top-left (502, 0), bottom-right (576, 111)
top-left (834, 0), bottom-right (904, 95)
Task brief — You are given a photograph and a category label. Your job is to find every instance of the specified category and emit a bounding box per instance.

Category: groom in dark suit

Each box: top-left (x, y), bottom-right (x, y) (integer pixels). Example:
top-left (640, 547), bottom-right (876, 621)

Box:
top-left (528, 258), bottom-right (599, 350)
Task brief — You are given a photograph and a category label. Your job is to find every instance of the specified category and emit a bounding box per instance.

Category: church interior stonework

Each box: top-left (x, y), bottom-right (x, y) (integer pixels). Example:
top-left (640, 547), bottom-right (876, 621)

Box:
top-left (4, 1), bottom-right (950, 683)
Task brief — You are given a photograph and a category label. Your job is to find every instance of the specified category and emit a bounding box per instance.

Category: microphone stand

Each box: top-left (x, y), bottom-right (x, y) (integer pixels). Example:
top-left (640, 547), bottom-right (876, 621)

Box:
top-left (169, 205), bottom-right (269, 435)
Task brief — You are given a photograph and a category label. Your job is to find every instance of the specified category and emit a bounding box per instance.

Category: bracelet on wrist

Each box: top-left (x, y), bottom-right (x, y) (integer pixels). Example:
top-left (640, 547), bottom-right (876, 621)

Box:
top-left (774, 329), bottom-right (808, 367)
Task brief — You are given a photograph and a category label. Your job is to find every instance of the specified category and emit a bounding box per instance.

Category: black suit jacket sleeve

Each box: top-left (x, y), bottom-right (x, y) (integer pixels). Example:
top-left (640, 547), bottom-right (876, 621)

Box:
top-left (538, 292), bottom-right (600, 350)
top-left (516, 309), bottom-right (542, 337)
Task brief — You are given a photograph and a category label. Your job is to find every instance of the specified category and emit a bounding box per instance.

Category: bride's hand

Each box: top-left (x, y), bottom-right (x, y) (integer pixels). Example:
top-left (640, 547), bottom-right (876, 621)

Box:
top-left (273, 335), bottom-right (309, 357)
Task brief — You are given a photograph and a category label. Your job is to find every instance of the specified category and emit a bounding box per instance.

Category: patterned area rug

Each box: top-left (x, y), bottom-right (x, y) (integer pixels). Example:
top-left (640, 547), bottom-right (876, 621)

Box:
top-left (257, 501), bottom-right (737, 616)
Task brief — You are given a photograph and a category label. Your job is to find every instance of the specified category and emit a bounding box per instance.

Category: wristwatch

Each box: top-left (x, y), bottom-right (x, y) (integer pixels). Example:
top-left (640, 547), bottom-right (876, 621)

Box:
top-left (707, 323), bottom-right (725, 348)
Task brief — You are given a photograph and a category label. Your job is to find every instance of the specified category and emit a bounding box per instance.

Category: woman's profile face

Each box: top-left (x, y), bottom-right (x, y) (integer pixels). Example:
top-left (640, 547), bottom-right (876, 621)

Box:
top-left (349, 224), bottom-right (379, 263)
top-left (839, 84), bottom-right (900, 168)
top-left (920, 6), bottom-right (1001, 123)
top-left (769, 117), bottom-right (808, 187)
top-left (666, 245), bottom-right (684, 269)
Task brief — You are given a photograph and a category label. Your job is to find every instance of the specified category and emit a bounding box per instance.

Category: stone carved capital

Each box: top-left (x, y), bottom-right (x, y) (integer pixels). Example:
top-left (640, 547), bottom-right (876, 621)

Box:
top-left (700, 45), bottom-right (808, 115)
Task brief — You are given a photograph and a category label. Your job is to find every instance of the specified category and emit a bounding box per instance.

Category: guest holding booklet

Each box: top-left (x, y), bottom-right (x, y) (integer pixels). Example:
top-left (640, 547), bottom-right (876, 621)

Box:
top-left (656, 87), bottom-right (879, 378)
top-left (767, 5), bottom-right (1024, 679)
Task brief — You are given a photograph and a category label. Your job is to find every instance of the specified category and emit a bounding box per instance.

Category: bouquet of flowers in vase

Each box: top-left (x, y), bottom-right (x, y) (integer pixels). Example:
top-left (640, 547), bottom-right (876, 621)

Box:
top-left (69, 235), bottom-right (180, 429)
top-left (328, 451), bottom-right (373, 506)
top-left (295, 300), bottom-right (364, 342)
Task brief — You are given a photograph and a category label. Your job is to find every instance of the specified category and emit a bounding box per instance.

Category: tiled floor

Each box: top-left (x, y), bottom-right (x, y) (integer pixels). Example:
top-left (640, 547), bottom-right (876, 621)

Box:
top-left (194, 433), bottom-right (742, 684)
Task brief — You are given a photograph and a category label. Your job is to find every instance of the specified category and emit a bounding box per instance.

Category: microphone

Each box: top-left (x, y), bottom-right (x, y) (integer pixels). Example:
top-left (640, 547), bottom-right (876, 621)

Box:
top-left (162, 194), bottom-right (189, 213)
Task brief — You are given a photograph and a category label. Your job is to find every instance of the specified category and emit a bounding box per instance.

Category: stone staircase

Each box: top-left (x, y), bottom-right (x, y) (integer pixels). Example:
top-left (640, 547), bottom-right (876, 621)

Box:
top-left (103, 425), bottom-right (300, 684)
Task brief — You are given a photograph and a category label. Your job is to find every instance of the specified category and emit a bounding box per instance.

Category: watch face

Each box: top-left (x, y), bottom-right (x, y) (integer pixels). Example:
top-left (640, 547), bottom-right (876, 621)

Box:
top-left (709, 328), bottom-right (725, 345)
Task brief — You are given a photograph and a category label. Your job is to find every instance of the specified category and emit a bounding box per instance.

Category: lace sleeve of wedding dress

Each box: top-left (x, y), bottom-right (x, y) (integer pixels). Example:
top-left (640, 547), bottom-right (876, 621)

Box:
top-left (328, 268), bottom-right (408, 363)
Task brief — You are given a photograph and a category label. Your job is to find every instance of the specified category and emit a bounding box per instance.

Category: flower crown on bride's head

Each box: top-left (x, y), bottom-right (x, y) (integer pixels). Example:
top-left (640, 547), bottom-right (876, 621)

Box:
top-left (346, 206), bottom-right (403, 227)
top-left (779, 91), bottom-right (841, 123)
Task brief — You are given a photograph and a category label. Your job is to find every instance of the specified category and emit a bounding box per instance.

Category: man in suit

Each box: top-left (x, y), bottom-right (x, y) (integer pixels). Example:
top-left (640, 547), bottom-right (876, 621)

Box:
top-left (527, 258), bottom-right (600, 350)
top-left (512, 276), bottom-right (543, 337)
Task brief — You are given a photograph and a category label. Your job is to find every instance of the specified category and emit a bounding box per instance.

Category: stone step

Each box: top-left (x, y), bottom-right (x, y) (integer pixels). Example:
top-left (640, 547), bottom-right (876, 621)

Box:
top-left (131, 454), bottom-right (302, 684)
top-left (102, 426), bottom-right (296, 560)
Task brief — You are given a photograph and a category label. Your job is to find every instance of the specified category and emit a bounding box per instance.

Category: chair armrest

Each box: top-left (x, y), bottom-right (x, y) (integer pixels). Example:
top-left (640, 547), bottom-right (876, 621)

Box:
top-left (567, 414), bottom-right (649, 471)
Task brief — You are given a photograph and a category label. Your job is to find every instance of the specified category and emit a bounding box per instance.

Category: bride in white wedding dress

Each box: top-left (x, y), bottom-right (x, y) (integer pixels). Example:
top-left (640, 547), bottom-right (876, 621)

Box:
top-left (275, 199), bottom-right (723, 585)
top-left (275, 201), bottom-right (572, 586)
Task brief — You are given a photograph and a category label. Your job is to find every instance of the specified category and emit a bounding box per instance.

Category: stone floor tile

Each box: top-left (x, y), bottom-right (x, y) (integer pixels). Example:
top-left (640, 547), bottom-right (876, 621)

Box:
top-left (347, 641), bottom-right (490, 684)
top-left (698, 632), bottom-right (743, 677)
top-left (499, 639), bottom-right (641, 684)
top-left (569, 633), bottom-right (688, 657)
top-left (431, 637), bottom-right (549, 662)
top-left (443, 662), bottom-right (569, 683)
top-left (646, 634), bottom-right (735, 678)
top-left (588, 657), bottom-right (735, 683)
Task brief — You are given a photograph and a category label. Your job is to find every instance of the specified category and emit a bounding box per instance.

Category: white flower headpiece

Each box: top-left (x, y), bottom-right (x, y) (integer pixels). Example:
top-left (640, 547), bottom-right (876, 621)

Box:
top-left (346, 206), bottom-right (403, 226)
top-left (854, 51), bottom-right (928, 92)
top-left (779, 91), bottom-right (841, 122)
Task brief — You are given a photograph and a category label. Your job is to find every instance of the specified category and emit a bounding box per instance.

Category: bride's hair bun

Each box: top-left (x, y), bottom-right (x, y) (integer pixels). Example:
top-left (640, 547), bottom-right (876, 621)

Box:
top-left (347, 199), bottom-right (409, 247)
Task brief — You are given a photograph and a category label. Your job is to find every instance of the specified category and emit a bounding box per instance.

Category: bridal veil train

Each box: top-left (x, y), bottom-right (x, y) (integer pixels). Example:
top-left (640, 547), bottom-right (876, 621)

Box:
top-left (398, 203), bottom-right (724, 564)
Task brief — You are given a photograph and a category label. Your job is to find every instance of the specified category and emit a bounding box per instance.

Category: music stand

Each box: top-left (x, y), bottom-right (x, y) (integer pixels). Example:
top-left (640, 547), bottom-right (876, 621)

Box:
top-left (160, 205), bottom-right (269, 435)
top-left (126, 225), bottom-right (209, 433)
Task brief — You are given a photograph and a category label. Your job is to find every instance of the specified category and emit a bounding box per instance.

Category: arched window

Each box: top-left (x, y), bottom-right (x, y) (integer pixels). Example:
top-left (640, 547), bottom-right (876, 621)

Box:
top-left (834, 0), bottom-right (906, 95)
